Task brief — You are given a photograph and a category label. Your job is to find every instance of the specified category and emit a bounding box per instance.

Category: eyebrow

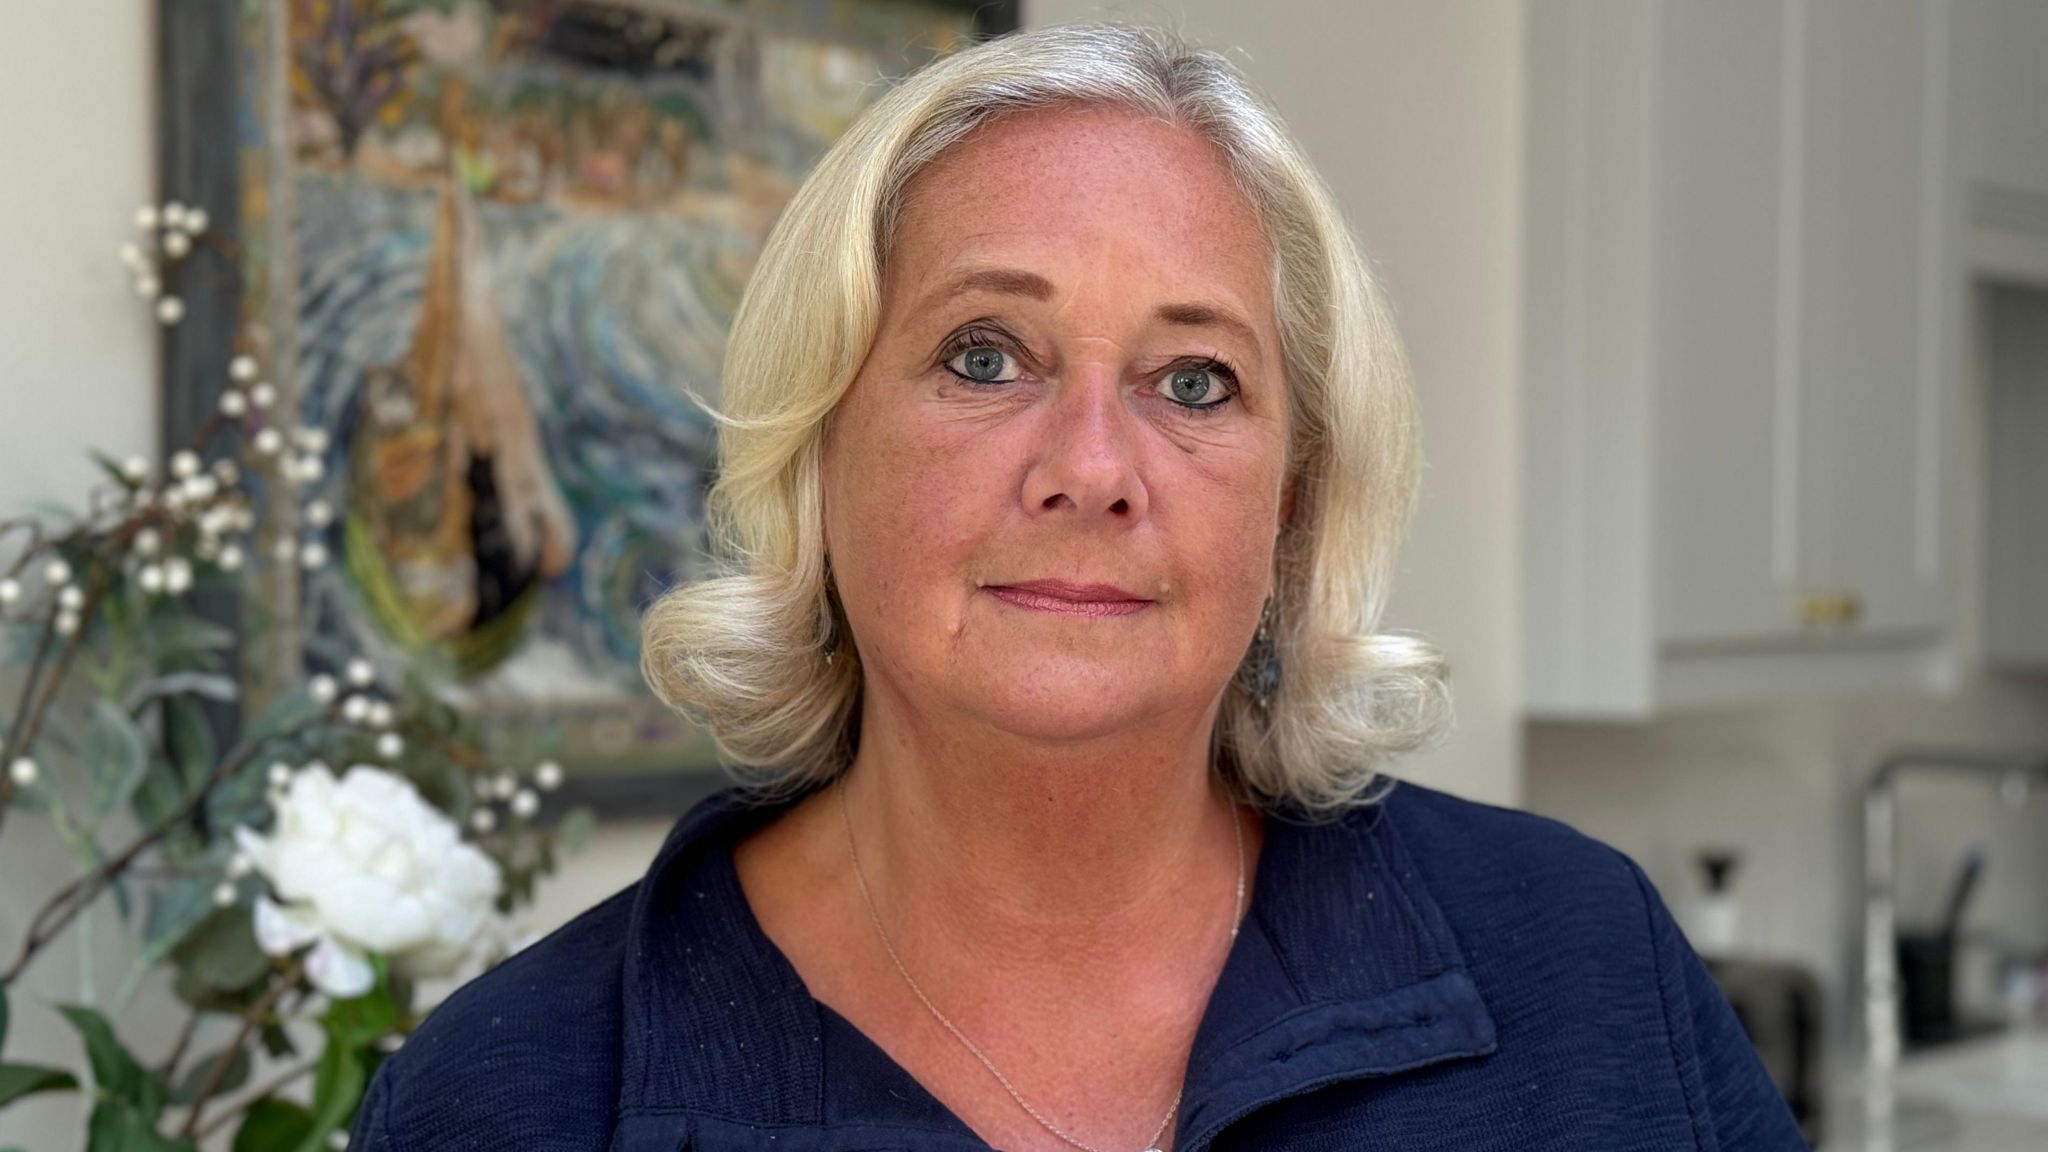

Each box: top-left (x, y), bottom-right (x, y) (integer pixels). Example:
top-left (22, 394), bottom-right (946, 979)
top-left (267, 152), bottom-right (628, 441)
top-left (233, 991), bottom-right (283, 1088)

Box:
top-left (924, 267), bottom-right (1265, 358)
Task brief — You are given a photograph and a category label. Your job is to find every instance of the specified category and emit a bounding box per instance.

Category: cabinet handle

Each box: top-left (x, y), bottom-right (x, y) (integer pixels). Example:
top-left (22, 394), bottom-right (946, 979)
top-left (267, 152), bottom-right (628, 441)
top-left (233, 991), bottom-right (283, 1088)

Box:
top-left (1794, 591), bottom-right (1864, 628)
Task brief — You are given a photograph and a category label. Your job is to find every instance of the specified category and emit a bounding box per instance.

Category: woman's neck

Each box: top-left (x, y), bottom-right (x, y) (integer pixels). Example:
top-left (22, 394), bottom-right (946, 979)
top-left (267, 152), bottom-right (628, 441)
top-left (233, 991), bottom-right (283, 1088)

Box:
top-left (837, 684), bottom-right (1251, 983)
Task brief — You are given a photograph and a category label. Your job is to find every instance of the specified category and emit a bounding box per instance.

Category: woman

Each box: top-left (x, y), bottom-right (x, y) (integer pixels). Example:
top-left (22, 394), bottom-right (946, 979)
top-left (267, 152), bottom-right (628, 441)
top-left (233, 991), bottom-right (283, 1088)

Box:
top-left (353, 24), bottom-right (1804, 1152)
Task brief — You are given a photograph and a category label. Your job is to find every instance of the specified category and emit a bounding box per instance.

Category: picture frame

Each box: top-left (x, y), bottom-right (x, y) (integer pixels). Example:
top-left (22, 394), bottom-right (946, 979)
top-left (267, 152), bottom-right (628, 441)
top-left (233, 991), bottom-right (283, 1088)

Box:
top-left (156, 0), bottom-right (1020, 819)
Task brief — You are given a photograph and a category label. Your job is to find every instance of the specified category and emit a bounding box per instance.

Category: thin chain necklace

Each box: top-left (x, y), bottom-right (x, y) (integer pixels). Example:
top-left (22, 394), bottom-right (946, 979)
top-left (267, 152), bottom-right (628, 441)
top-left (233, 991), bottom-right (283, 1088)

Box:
top-left (837, 777), bottom-right (1247, 1152)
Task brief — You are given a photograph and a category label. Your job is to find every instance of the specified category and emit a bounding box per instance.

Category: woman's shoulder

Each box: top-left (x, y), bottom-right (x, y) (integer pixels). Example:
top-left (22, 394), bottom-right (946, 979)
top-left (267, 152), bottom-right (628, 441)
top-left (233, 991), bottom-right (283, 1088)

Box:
top-left (1377, 776), bottom-right (1656, 919)
top-left (350, 882), bottom-right (641, 1151)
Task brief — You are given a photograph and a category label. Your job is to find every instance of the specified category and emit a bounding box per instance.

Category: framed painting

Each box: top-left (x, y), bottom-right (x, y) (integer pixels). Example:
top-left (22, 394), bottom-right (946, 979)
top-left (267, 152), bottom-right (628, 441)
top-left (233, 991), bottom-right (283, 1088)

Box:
top-left (157, 0), bottom-right (1020, 816)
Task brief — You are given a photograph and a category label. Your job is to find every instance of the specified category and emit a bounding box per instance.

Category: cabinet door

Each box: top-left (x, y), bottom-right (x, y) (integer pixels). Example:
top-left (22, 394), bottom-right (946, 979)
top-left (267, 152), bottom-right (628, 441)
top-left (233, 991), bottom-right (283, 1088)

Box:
top-left (1804, 0), bottom-right (1950, 639)
top-left (1655, 0), bottom-right (1806, 646)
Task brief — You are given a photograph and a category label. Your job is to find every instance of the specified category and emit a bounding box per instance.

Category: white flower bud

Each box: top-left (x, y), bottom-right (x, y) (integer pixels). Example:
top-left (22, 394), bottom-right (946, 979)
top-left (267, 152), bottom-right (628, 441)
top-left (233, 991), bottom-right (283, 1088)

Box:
top-left (299, 540), bottom-right (329, 570)
top-left (182, 474), bottom-right (217, 502)
top-left (217, 543), bottom-right (244, 572)
top-left (54, 610), bottom-right (80, 636)
top-left (308, 674), bottom-right (339, 704)
top-left (43, 558), bottom-right (72, 586)
top-left (212, 881), bottom-right (237, 908)
top-left (134, 275), bottom-right (162, 299)
top-left (57, 585), bottom-right (84, 610)
top-left (164, 557), bottom-right (193, 595)
top-left (8, 757), bottom-right (37, 787)
top-left (121, 455), bottom-right (150, 481)
top-left (250, 381), bottom-right (277, 409)
top-left (376, 732), bottom-right (405, 760)
top-left (510, 789), bottom-right (539, 820)
top-left (229, 354), bottom-right (258, 382)
top-left (137, 564), bottom-right (165, 594)
top-left (161, 486), bottom-right (187, 513)
top-left (470, 807), bottom-right (498, 834)
top-left (227, 852), bottom-right (254, 878)
top-left (134, 527), bottom-right (161, 556)
top-left (365, 700), bottom-right (395, 729)
top-left (534, 760), bottom-right (563, 791)
top-left (163, 202), bottom-right (188, 229)
top-left (218, 390), bottom-right (248, 418)
top-left (0, 577), bottom-right (19, 606)
top-left (119, 242), bottom-right (144, 267)
top-left (272, 537), bottom-right (297, 563)
top-left (267, 762), bottom-right (293, 788)
top-left (170, 450), bottom-right (200, 479)
top-left (155, 297), bottom-right (185, 325)
top-left (213, 459), bottom-right (241, 487)
top-left (493, 773), bottom-right (517, 800)
top-left (346, 658), bottom-right (375, 687)
top-left (253, 427), bottom-right (283, 456)
top-left (293, 455), bottom-right (326, 484)
top-left (341, 694), bottom-right (371, 724)
top-left (135, 204), bottom-right (159, 230)
top-left (294, 426), bottom-right (332, 454)
top-left (162, 230), bottom-right (191, 259)
top-left (186, 207), bottom-right (209, 235)
top-left (305, 499), bottom-right (334, 528)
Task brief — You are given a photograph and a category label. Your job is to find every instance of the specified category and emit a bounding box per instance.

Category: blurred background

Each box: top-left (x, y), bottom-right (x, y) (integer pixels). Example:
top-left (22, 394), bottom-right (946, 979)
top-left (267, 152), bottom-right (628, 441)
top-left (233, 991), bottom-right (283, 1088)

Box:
top-left (2, 1), bottom-right (2045, 1149)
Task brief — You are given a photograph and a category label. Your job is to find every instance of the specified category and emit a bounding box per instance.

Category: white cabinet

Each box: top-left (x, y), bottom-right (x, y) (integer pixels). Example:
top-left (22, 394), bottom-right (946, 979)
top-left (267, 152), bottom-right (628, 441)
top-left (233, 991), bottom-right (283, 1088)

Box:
top-left (1524, 0), bottom-right (1956, 718)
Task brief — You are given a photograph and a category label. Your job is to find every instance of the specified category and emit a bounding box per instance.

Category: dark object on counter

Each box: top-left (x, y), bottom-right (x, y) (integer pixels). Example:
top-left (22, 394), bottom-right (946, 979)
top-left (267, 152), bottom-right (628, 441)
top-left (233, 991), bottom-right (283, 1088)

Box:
top-left (1706, 956), bottom-right (1826, 1149)
top-left (1897, 848), bottom-right (2006, 1048)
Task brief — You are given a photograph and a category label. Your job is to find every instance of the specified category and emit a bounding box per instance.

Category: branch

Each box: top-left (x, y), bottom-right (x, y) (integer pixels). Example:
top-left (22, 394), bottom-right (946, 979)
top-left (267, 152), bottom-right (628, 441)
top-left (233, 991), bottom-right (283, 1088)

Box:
top-left (0, 711), bottom-right (328, 984)
top-left (176, 956), bottom-right (305, 1141)
top-left (191, 1050), bottom-right (319, 1141)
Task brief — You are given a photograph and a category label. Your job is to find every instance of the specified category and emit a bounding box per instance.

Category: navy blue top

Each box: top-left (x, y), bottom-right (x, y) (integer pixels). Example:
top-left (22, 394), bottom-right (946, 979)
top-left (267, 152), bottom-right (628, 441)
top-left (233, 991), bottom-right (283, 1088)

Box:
top-left (350, 779), bottom-right (1806, 1150)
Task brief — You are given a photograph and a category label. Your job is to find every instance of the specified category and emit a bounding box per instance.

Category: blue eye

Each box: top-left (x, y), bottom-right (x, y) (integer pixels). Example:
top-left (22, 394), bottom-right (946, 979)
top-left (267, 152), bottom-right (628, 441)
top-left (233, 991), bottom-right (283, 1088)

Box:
top-left (1158, 367), bottom-right (1228, 407)
top-left (948, 345), bottom-right (1018, 384)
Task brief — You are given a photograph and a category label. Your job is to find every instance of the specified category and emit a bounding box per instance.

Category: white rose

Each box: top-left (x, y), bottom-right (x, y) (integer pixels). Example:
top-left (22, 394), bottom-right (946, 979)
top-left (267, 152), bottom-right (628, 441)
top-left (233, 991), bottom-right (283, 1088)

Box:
top-left (235, 763), bottom-right (503, 999)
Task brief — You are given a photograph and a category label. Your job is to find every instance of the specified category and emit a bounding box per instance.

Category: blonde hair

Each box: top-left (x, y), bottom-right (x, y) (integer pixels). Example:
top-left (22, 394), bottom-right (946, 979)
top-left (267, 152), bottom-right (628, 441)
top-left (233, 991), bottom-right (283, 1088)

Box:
top-left (639, 22), bottom-right (1450, 813)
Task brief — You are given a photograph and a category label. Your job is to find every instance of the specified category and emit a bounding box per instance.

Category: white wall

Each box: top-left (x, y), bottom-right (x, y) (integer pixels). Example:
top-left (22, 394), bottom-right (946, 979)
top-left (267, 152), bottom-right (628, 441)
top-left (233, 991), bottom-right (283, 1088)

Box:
top-left (0, 4), bottom-right (170, 1148)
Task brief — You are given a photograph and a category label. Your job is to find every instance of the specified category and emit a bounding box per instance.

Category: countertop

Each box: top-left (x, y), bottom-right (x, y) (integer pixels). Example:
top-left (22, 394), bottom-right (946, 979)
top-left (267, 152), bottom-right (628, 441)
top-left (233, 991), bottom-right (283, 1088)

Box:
top-left (1825, 1026), bottom-right (2048, 1151)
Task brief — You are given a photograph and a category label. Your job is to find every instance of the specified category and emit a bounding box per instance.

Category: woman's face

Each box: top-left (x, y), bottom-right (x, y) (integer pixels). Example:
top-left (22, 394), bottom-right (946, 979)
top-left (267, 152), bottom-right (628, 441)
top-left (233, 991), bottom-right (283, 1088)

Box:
top-left (822, 104), bottom-right (1291, 746)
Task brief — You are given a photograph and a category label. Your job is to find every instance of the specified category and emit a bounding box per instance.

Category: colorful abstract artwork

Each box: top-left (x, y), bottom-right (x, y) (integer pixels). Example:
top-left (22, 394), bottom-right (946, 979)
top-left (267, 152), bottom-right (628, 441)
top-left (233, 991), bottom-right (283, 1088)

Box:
top-left (229, 0), bottom-right (997, 791)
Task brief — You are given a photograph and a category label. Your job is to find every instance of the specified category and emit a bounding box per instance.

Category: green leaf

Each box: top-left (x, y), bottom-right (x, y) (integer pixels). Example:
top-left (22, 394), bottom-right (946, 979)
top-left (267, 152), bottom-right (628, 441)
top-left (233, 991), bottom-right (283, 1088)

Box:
top-left (144, 615), bottom-right (236, 664)
top-left (239, 685), bottom-right (324, 747)
top-left (322, 956), bottom-right (396, 1050)
top-left (123, 671), bottom-right (239, 714)
top-left (90, 451), bottom-right (140, 493)
top-left (233, 1098), bottom-right (313, 1152)
top-left (259, 1020), bottom-right (297, 1059)
top-left (85, 698), bottom-right (151, 824)
top-left (292, 1035), bottom-right (367, 1152)
top-left (169, 1044), bottom-right (249, 1105)
top-left (57, 1004), bottom-right (164, 1121)
top-left (0, 1062), bottom-right (80, 1106)
top-left (86, 1097), bottom-right (196, 1152)
top-left (164, 696), bottom-right (219, 794)
top-left (129, 757), bottom-right (187, 838)
top-left (169, 907), bottom-right (270, 994)
top-left (558, 806), bottom-right (597, 856)
top-left (143, 878), bottom-right (216, 963)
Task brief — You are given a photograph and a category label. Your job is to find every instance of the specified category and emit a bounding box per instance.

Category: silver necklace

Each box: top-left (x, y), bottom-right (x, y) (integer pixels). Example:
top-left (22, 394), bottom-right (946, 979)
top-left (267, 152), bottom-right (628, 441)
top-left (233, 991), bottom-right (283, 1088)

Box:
top-left (837, 778), bottom-right (1247, 1152)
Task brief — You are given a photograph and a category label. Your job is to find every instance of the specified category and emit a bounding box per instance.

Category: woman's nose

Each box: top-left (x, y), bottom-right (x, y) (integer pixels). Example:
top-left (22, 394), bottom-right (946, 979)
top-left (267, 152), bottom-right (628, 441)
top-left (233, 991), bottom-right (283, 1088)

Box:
top-left (1019, 367), bottom-right (1149, 521)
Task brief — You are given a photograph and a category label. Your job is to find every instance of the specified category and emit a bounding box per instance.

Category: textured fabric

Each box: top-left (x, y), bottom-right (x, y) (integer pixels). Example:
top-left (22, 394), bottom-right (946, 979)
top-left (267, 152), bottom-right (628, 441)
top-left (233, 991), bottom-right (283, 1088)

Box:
top-left (350, 779), bottom-right (1807, 1150)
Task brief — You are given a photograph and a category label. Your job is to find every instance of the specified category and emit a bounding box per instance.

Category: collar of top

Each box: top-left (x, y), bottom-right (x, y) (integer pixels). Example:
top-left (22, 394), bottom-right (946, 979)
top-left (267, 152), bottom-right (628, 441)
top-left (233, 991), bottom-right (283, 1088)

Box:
top-left (607, 782), bottom-right (1498, 1152)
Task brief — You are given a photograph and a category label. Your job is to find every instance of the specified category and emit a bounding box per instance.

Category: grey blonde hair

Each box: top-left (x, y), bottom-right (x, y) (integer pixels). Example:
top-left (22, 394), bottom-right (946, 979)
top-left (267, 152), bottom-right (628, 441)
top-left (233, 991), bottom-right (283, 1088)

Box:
top-left (639, 22), bottom-right (1450, 813)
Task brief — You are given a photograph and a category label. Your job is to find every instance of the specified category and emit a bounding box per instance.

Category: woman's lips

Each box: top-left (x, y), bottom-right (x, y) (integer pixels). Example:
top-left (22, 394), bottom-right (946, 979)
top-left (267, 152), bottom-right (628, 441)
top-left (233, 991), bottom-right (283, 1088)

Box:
top-left (983, 580), bottom-right (1155, 618)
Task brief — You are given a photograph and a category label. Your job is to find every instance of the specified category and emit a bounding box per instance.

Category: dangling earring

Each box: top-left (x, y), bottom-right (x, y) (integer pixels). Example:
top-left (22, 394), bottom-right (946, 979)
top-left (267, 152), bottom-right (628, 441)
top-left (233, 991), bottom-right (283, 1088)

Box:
top-left (1241, 597), bottom-right (1282, 710)
top-left (818, 559), bottom-right (839, 666)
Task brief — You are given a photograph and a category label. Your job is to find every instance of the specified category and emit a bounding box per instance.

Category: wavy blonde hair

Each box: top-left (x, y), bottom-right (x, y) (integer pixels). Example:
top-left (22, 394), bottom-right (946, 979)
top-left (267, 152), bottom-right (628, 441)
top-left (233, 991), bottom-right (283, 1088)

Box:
top-left (640, 22), bottom-right (1450, 813)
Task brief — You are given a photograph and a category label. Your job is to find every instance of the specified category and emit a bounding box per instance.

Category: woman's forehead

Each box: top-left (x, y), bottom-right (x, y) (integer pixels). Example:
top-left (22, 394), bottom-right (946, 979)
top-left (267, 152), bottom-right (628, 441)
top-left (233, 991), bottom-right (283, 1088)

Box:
top-left (886, 105), bottom-right (1276, 320)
